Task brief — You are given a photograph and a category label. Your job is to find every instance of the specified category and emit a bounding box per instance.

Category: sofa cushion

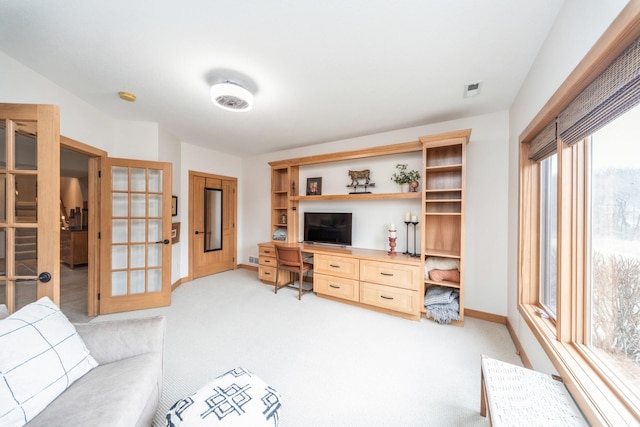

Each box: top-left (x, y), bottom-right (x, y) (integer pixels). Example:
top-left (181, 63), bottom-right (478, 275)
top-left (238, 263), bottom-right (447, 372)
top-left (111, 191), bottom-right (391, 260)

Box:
top-left (0, 297), bottom-right (97, 426)
top-left (26, 352), bottom-right (161, 427)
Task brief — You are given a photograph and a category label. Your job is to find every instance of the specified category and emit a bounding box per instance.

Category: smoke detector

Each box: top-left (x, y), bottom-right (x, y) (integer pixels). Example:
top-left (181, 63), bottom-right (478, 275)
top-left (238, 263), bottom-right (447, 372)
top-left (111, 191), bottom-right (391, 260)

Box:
top-left (210, 81), bottom-right (253, 112)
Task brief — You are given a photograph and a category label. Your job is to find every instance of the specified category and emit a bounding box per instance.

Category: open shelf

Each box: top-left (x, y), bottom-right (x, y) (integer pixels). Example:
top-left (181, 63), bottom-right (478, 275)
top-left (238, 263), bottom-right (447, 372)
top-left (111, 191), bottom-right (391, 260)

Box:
top-left (291, 192), bottom-right (420, 201)
top-left (424, 279), bottom-right (461, 289)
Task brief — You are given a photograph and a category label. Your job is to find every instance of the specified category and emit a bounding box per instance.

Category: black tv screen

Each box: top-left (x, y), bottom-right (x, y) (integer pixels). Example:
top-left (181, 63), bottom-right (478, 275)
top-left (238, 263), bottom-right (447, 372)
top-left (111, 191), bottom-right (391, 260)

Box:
top-left (303, 212), bottom-right (352, 246)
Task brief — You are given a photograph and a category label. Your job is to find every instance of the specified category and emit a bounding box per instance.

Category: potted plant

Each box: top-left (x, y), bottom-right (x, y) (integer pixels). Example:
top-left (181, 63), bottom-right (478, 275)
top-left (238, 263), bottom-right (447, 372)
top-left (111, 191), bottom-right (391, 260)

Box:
top-left (390, 163), bottom-right (420, 192)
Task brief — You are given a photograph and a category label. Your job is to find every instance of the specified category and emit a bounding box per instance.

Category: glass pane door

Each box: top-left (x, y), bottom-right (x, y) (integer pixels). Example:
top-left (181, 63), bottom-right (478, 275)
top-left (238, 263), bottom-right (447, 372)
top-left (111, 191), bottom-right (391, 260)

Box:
top-left (0, 104), bottom-right (60, 313)
top-left (99, 158), bottom-right (171, 314)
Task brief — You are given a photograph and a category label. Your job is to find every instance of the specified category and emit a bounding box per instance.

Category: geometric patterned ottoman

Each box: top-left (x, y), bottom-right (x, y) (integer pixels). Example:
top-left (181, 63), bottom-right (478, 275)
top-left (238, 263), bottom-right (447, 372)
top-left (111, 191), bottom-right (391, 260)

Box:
top-left (166, 367), bottom-right (281, 426)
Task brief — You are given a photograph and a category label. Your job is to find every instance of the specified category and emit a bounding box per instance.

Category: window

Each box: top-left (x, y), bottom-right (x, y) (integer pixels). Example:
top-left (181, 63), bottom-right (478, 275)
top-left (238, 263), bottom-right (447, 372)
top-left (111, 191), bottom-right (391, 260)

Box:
top-left (539, 154), bottom-right (558, 319)
top-left (588, 105), bottom-right (640, 398)
top-left (518, 7), bottom-right (640, 425)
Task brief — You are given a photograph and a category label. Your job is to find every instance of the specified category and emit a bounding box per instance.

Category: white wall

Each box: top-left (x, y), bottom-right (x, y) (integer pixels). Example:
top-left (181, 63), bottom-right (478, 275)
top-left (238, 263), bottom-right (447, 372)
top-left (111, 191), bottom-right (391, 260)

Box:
top-left (508, 0), bottom-right (629, 373)
top-left (242, 110), bottom-right (510, 316)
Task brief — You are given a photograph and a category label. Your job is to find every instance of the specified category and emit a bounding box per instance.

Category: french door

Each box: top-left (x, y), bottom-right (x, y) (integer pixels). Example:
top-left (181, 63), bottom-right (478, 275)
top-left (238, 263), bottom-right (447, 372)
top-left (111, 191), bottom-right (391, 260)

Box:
top-left (99, 157), bottom-right (172, 314)
top-left (0, 104), bottom-right (60, 313)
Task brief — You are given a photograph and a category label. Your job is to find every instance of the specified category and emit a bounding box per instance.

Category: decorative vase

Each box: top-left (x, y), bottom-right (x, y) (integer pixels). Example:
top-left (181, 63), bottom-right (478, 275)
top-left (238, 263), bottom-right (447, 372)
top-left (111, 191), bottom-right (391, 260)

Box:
top-left (400, 183), bottom-right (410, 193)
top-left (410, 181), bottom-right (419, 192)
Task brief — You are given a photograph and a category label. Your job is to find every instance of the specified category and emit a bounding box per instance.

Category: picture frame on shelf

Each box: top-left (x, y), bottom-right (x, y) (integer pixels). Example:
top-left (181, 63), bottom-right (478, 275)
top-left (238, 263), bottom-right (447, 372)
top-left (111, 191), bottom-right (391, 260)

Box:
top-left (171, 196), bottom-right (178, 216)
top-left (306, 177), bottom-right (322, 195)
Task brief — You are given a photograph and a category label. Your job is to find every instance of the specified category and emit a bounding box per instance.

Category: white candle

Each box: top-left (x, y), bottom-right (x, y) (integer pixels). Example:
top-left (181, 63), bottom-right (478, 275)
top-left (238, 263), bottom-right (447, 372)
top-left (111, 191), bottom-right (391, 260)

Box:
top-left (411, 215), bottom-right (418, 223)
top-left (405, 212), bottom-right (411, 222)
top-left (389, 231), bottom-right (397, 238)
top-left (389, 223), bottom-right (396, 231)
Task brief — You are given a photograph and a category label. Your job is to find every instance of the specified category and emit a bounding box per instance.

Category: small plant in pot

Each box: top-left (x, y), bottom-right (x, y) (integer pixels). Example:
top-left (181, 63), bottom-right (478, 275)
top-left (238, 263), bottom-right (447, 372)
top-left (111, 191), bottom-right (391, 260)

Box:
top-left (391, 163), bottom-right (420, 192)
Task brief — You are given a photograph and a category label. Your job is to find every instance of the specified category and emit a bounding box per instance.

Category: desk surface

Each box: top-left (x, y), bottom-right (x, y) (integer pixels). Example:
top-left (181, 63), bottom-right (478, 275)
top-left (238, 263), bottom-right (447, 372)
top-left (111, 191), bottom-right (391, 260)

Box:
top-left (260, 242), bottom-right (421, 266)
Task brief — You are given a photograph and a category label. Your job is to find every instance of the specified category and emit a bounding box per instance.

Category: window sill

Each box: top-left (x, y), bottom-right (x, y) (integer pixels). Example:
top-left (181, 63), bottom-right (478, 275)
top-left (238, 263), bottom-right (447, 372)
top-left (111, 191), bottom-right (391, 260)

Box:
top-left (519, 303), bottom-right (640, 426)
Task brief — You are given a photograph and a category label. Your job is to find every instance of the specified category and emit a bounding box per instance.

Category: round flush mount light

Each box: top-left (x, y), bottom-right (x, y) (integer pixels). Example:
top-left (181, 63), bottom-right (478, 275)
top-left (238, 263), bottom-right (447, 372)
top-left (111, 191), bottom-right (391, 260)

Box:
top-left (118, 91), bottom-right (137, 102)
top-left (210, 81), bottom-right (253, 112)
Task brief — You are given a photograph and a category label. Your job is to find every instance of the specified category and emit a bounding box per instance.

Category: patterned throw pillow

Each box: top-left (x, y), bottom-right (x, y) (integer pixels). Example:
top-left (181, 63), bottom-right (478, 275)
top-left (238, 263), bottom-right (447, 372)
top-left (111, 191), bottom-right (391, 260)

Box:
top-left (166, 367), bottom-right (282, 426)
top-left (0, 297), bottom-right (98, 426)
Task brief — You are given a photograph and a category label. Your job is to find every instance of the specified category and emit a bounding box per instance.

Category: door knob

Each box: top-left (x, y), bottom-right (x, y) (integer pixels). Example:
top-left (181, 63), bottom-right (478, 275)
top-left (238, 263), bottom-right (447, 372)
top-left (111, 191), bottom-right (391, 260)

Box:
top-left (155, 239), bottom-right (170, 244)
top-left (195, 230), bottom-right (204, 234)
top-left (38, 272), bottom-right (52, 283)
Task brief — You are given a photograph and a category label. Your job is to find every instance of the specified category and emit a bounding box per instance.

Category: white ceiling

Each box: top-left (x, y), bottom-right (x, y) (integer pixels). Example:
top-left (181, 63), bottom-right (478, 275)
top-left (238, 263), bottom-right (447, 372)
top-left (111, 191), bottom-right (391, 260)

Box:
top-left (0, 1), bottom-right (565, 157)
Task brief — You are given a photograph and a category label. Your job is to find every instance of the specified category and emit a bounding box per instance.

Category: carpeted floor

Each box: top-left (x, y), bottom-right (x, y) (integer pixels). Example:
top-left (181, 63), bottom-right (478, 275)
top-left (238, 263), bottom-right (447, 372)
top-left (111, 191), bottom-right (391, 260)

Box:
top-left (94, 268), bottom-right (523, 427)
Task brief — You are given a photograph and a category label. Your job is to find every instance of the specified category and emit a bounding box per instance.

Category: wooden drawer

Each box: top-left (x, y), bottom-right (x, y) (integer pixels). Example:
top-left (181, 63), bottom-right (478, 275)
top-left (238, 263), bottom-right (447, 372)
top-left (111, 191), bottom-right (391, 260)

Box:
top-left (314, 254), bottom-right (359, 280)
top-left (360, 282), bottom-right (418, 315)
top-left (314, 273), bottom-right (359, 302)
top-left (259, 265), bottom-right (277, 283)
top-left (360, 260), bottom-right (419, 290)
top-left (259, 256), bottom-right (276, 267)
top-left (259, 245), bottom-right (276, 257)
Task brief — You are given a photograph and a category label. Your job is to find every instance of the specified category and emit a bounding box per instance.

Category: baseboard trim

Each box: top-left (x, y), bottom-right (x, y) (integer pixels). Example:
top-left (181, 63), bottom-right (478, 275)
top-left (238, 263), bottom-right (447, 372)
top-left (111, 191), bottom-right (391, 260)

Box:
top-left (238, 264), bottom-right (258, 272)
top-left (505, 318), bottom-right (532, 369)
top-left (465, 308), bottom-right (507, 324)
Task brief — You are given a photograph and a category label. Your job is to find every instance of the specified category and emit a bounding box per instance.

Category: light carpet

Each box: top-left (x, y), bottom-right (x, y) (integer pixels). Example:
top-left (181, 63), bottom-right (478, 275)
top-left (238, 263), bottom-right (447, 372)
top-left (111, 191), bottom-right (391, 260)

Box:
top-left (93, 269), bottom-right (522, 427)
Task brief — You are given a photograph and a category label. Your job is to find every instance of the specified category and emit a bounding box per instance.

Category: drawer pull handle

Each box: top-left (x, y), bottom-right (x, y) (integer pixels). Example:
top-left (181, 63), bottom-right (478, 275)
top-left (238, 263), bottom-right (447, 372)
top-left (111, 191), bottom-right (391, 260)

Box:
top-left (381, 295), bottom-right (394, 300)
top-left (264, 272), bottom-right (271, 276)
top-left (380, 272), bottom-right (394, 276)
top-left (329, 284), bottom-right (341, 289)
top-left (264, 250), bottom-right (271, 254)
top-left (329, 264), bottom-right (341, 268)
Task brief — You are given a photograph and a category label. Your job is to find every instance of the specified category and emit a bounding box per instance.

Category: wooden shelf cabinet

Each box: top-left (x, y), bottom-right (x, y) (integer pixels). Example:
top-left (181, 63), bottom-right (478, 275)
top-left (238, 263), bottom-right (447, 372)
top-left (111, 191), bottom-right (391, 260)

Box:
top-left (419, 129), bottom-right (471, 325)
top-left (60, 229), bottom-right (88, 268)
top-left (269, 166), bottom-right (298, 243)
top-left (313, 248), bottom-right (421, 320)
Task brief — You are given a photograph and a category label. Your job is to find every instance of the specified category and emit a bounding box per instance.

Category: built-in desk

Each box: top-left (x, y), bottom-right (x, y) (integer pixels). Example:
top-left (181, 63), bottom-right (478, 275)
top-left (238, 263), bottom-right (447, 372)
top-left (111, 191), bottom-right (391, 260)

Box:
top-left (258, 242), bottom-right (422, 320)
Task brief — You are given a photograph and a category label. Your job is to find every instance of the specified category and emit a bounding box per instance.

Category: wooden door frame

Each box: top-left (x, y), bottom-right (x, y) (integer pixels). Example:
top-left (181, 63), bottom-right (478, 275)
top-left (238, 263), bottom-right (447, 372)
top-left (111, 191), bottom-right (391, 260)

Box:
top-left (188, 170), bottom-right (238, 279)
top-left (60, 136), bottom-right (107, 316)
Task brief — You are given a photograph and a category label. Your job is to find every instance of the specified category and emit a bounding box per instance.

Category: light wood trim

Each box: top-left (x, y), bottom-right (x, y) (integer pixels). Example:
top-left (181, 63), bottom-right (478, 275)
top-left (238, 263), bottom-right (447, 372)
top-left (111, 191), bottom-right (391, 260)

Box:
top-left (268, 140), bottom-right (422, 167)
top-left (505, 318), bottom-right (533, 369)
top-left (520, 1), bottom-right (640, 144)
top-left (61, 135), bottom-right (107, 157)
top-left (462, 309), bottom-right (507, 325)
top-left (87, 156), bottom-right (101, 316)
top-left (291, 192), bottom-right (420, 201)
top-left (418, 128), bottom-right (472, 145)
top-left (36, 104), bottom-right (61, 304)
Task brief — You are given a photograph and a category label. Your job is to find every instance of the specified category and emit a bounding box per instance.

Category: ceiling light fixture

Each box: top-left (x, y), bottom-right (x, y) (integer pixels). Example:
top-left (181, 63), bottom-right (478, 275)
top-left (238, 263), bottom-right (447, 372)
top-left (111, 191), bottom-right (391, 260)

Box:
top-left (118, 91), bottom-right (136, 102)
top-left (210, 81), bottom-right (253, 112)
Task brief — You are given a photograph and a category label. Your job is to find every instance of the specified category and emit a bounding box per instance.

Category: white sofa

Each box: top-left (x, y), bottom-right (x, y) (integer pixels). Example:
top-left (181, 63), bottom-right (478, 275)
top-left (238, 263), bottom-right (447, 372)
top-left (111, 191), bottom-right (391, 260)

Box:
top-left (0, 303), bottom-right (165, 427)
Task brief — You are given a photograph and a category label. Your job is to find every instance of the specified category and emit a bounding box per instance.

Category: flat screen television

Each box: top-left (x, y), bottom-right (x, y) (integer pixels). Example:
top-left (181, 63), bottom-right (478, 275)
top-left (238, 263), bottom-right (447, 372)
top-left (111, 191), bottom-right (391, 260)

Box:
top-left (303, 212), bottom-right (352, 246)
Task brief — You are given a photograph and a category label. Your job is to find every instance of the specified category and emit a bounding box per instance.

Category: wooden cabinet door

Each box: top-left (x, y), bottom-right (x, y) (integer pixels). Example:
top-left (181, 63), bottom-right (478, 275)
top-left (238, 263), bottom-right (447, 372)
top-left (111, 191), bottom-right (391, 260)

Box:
top-left (98, 157), bottom-right (172, 314)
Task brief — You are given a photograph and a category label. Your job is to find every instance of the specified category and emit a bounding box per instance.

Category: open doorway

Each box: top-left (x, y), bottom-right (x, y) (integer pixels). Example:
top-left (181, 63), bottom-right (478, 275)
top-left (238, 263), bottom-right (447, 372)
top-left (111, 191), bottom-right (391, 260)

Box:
top-left (59, 147), bottom-right (91, 322)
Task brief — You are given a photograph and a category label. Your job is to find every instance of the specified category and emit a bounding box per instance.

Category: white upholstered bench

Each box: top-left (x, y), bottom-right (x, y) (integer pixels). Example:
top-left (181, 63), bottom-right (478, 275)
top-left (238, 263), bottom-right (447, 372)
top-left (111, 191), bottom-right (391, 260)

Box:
top-left (480, 355), bottom-right (587, 426)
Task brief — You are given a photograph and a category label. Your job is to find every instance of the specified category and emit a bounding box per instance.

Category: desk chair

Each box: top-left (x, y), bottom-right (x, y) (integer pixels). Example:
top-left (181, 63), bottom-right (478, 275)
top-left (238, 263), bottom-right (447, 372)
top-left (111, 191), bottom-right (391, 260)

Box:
top-left (274, 245), bottom-right (313, 300)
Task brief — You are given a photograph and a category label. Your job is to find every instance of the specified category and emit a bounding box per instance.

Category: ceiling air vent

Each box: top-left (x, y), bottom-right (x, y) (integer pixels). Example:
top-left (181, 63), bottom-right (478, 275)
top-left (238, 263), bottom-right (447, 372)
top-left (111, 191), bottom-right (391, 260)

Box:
top-left (464, 81), bottom-right (483, 98)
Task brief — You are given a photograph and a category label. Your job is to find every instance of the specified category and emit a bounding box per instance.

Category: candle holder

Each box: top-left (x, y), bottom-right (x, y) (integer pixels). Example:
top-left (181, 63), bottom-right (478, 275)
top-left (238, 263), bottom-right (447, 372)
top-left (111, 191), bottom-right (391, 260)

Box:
top-left (403, 221), bottom-right (410, 254)
top-left (388, 235), bottom-right (397, 255)
top-left (411, 220), bottom-right (420, 257)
